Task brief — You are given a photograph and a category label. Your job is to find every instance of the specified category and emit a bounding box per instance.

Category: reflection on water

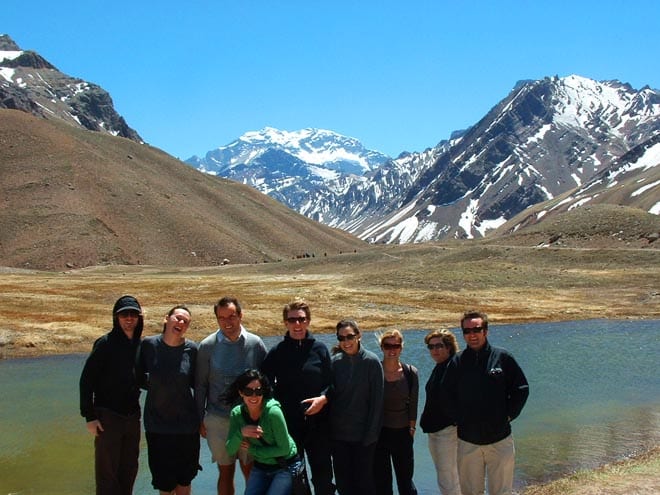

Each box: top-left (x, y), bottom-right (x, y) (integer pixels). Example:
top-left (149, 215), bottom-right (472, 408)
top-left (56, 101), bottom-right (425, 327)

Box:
top-left (0, 319), bottom-right (658, 494)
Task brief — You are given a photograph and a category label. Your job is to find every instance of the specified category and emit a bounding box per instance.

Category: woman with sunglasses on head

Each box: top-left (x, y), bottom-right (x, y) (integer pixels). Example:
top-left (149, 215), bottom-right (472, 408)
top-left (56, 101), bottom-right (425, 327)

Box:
top-left (419, 330), bottom-right (461, 495)
top-left (373, 330), bottom-right (419, 495)
top-left (261, 299), bottom-right (335, 494)
top-left (329, 319), bottom-right (384, 495)
top-left (225, 369), bottom-right (299, 495)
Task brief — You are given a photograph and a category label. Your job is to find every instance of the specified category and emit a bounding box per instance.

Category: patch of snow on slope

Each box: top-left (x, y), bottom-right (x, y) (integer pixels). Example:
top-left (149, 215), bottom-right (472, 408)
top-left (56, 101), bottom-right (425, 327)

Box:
top-left (0, 67), bottom-right (15, 82)
top-left (415, 222), bottom-right (438, 242)
top-left (475, 216), bottom-right (507, 237)
top-left (526, 124), bottom-right (552, 144)
top-left (631, 179), bottom-right (660, 197)
top-left (0, 50), bottom-right (22, 62)
top-left (458, 199), bottom-right (480, 239)
top-left (650, 202), bottom-right (660, 215)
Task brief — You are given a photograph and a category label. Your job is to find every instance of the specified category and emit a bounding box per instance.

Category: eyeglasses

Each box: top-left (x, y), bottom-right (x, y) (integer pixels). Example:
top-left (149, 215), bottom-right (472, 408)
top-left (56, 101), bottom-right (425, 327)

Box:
top-left (241, 387), bottom-right (264, 397)
top-left (286, 317), bottom-right (308, 324)
top-left (427, 343), bottom-right (446, 350)
top-left (337, 333), bottom-right (358, 342)
top-left (462, 326), bottom-right (485, 334)
top-left (382, 343), bottom-right (402, 350)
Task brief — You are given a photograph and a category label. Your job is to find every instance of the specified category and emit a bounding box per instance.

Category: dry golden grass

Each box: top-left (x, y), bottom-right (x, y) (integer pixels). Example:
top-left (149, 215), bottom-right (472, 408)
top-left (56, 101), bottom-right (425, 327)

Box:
top-left (521, 447), bottom-right (660, 495)
top-left (1, 241), bottom-right (658, 358)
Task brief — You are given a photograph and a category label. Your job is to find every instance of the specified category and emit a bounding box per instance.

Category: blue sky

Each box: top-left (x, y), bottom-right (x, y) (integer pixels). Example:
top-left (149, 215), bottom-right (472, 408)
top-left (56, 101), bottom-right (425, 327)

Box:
top-left (4, 1), bottom-right (660, 159)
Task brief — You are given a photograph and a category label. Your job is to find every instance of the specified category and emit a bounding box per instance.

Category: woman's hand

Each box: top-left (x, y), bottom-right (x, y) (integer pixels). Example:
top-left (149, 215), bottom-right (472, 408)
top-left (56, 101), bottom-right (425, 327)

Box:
top-left (241, 424), bottom-right (263, 438)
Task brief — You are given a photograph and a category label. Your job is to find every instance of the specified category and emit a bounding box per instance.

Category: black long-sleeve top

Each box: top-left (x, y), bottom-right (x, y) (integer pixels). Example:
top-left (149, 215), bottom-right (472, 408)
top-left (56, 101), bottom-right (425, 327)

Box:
top-left (443, 341), bottom-right (529, 445)
top-left (261, 331), bottom-right (332, 443)
top-left (419, 359), bottom-right (455, 433)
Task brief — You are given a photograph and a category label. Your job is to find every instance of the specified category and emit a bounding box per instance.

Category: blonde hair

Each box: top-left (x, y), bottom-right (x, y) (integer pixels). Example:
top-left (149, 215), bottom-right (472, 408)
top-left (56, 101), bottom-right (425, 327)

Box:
top-left (377, 329), bottom-right (403, 346)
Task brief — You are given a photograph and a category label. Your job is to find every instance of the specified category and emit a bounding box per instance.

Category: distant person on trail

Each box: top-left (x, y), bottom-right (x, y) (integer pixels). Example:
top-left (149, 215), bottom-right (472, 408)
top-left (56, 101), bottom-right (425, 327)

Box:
top-left (136, 304), bottom-right (201, 495)
top-left (261, 299), bottom-right (336, 495)
top-left (195, 296), bottom-right (268, 495)
top-left (79, 295), bottom-right (144, 495)
top-left (373, 329), bottom-right (419, 495)
top-left (443, 310), bottom-right (529, 495)
top-left (419, 329), bottom-right (461, 495)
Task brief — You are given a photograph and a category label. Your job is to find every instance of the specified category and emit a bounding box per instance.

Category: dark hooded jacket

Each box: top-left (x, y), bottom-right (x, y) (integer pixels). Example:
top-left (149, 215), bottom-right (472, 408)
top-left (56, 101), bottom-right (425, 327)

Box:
top-left (79, 296), bottom-right (144, 422)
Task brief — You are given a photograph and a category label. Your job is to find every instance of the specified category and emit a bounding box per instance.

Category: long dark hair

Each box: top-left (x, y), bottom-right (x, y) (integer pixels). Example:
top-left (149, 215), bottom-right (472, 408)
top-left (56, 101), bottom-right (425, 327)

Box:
top-left (224, 369), bottom-right (273, 407)
top-left (332, 319), bottom-right (361, 355)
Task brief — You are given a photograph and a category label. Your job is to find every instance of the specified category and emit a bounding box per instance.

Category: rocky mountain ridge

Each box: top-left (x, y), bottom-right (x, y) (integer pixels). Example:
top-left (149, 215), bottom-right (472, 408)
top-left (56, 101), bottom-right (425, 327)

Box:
top-left (188, 76), bottom-right (659, 243)
top-left (0, 34), bottom-right (142, 142)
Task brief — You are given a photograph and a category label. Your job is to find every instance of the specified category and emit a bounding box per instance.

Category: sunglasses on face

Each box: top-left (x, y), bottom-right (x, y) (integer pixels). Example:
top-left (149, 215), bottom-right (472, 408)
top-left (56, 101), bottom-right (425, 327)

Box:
top-left (427, 343), bottom-right (446, 350)
top-left (337, 333), bottom-right (358, 342)
top-left (286, 317), bottom-right (308, 324)
top-left (462, 326), bottom-right (485, 335)
top-left (241, 387), bottom-right (264, 397)
top-left (382, 343), bottom-right (402, 350)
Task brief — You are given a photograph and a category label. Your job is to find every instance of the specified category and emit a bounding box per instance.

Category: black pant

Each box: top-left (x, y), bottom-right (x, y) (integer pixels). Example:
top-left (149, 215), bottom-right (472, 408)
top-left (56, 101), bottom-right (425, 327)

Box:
top-left (332, 440), bottom-right (376, 495)
top-left (294, 417), bottom-right (335, 495)
top-left (373, 427), bottom-right (418, 495)
top-left (94, 409), bottom-right (141, 495)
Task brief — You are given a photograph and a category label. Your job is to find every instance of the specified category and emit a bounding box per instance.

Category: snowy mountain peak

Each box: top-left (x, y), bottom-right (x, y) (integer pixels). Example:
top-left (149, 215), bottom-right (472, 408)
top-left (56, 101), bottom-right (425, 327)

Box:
top-left (187, 75), bottom-right (659, 245)
top-left (188, 127), bottom-right (391, 177)
top-left (550, 75), bottom-right (657, 132)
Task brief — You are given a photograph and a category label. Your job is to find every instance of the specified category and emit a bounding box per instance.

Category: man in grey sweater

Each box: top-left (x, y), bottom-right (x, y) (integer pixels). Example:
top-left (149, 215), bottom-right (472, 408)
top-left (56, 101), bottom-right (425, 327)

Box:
top-left (195, 296), bottom-right (268, 495)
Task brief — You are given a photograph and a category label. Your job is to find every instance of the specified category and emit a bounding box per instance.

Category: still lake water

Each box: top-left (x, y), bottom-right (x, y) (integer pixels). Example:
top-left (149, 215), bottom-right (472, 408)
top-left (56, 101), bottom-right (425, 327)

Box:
top-left (0, 319), bottom-right (658, 495)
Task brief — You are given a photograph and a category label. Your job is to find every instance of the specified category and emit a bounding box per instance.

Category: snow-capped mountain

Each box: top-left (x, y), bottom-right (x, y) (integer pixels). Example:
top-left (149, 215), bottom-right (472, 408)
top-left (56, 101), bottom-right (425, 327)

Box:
top-left (0, 34), bottom-right (142, 141)
top-left (189, 75), bottom-right (659, 243)
top-left (503, 131), bottom-right (660, 235)
top-left (188, 127), bottom-right (390, 176)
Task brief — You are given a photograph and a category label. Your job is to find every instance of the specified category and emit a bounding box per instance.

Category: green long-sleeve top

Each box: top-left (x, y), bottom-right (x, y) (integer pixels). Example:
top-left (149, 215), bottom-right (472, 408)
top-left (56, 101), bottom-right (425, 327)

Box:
top-left (225, 398), bottom-right (297, 466)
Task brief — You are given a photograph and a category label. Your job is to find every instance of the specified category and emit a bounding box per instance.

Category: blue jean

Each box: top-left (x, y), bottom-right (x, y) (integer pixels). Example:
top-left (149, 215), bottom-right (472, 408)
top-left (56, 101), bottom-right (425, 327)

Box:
top-left (245, 463), bottom-right (292, 495)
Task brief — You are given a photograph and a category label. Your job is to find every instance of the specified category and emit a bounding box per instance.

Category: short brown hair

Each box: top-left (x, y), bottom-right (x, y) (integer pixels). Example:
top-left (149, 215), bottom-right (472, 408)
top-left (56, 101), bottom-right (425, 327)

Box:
top-left (282, 299), bottom-right (311, 321)
top-left (424, 329), bottom-right (460, 356)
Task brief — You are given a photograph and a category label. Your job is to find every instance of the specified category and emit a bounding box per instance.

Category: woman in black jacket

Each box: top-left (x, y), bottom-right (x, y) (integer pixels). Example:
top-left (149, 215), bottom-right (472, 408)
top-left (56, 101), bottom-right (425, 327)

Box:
top-left (419, 329), bottom-right (461, 495)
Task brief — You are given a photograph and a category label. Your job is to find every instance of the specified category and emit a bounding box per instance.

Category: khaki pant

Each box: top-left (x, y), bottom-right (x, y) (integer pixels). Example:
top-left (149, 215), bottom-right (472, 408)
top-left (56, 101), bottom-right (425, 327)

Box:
top-left (427, 425), bottom-right (461, 495)
top-left (457, 435), bottom-right (515, 495)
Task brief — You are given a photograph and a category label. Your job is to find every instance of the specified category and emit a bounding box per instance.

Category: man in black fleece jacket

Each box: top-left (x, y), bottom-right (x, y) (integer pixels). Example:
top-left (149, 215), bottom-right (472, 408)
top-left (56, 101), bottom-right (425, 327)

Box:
top-left (79, 295), bottom-right (144, 495)
top-left (443, 310), bottom-right (529, 495)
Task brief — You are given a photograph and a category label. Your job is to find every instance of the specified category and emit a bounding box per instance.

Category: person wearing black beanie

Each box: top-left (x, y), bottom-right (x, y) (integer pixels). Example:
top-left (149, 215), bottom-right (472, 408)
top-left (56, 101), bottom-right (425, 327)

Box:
top-left (79, 295), bottom-right (144, 495)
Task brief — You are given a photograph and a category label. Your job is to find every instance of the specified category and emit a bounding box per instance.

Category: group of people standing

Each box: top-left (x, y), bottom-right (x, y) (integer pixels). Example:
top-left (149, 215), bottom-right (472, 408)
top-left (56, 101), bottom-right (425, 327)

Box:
top-left (79, 295), bottom-right (528, 495)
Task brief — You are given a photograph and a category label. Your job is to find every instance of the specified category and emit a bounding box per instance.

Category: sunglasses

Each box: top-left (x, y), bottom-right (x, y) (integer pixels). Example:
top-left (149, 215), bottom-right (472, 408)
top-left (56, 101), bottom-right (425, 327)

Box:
top-left (286, 317), bottom-right (308, 324)
top-left (241, 387), bottom-right (264, 397)
top-left (427, 343), bottom-right (446, 350)
top-left (462, 326), bottom-right (485, 335)
top-left (382, 343), bottom-right (402, 350)
top-left (337, 333), bottom-right (358, 342)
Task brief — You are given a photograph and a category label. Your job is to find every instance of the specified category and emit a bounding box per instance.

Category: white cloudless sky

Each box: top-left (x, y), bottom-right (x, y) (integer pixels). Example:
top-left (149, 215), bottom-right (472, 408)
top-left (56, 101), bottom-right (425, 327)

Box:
top-left (3, 1), bottom-right (660, 159)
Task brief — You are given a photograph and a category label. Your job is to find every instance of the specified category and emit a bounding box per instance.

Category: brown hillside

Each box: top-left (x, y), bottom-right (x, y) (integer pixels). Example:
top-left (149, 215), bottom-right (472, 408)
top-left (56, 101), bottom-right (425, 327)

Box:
top-left (0, 109), bottom-right (365, 270)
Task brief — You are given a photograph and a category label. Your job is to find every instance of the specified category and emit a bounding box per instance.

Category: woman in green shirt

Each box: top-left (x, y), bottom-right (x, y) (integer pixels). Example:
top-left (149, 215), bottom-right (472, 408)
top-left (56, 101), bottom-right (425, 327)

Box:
top-left (225, 369), bottom-right (299, 495)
